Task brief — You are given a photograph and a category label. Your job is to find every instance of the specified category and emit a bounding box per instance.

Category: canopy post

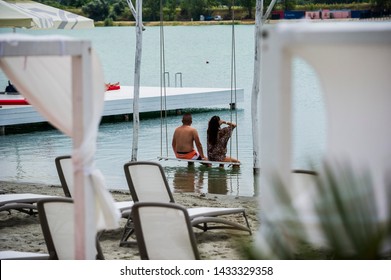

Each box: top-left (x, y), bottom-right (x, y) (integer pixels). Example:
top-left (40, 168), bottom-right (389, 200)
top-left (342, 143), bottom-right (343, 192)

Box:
top-left (252, 0), bottom-right (278, 174)
top-left (262, 0), bottom-right (278, 23)
top-left (130, 0), bottom-right (143, 162)
top-left (251, 0), bottom-right (264, 174)
top-left (72, 42), bottom-right (95, 260)
top-left (0, 34), bottom-right (115, 260)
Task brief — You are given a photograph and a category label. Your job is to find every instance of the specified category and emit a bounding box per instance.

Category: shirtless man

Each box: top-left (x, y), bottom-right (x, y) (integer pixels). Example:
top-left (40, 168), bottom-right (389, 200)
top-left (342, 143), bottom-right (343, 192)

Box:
top-left (172, 113), bottom-right (206, 161)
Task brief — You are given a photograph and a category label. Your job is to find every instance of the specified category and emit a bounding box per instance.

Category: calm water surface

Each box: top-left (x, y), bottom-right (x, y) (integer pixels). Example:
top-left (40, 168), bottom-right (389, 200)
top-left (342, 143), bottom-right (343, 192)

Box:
top-left (0, 25), bottom-right (326, 197)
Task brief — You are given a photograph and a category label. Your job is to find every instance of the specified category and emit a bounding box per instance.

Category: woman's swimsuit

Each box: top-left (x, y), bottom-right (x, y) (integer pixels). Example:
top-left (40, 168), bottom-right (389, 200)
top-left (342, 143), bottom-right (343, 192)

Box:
top-left (207, 126), bottom-right (233, 161)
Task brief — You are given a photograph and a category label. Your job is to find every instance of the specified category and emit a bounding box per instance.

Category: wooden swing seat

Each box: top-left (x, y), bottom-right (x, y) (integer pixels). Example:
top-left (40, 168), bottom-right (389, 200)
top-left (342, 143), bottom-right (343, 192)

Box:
top-left (157, 156), bottom-right (241, 166)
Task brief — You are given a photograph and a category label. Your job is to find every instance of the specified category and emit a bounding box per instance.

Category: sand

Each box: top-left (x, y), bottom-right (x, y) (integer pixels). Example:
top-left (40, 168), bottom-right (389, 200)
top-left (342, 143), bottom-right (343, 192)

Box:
top-left (0, 181), bottom-right (258, 260)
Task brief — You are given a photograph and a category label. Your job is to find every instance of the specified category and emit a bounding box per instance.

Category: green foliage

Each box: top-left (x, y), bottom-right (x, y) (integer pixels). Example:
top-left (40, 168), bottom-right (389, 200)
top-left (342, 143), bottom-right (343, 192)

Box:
top-left (38, 0), bottom-right (88, 9)
top-left (104, 17), bottom-right (114, 26)
top-left (312, 163), bottom-right (389, 259)
top-left (253, 162), bottom-right (391, 259)
top-left (143, 0), bottom-right (161, 21)
top-left (180, 0), bottom-right (209, 20)
top-left (370, 0), bottom-right (391, 12)
top-left (82, 0), bottom-right (110, 21)
top-left (239, 0), bottom-right (256, 19)
top-left (112, 1), bottom-right (126, 16)
top-left (58, 0), bottom-right (89, 6)
top-left (38, 0), bottom-right (386, 21)
top-left (166, 0), bottom-right (179, 21)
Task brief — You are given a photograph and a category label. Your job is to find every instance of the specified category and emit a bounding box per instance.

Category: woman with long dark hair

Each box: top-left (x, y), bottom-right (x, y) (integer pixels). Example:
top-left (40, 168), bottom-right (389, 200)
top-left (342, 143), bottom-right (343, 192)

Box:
top-left (207, 115), bottom-right (240, 167)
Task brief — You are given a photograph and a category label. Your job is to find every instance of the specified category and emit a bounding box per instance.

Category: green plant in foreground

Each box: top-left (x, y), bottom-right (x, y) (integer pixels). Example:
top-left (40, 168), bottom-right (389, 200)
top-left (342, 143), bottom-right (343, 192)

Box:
top-left (250, 162), bottom-right (391, 260)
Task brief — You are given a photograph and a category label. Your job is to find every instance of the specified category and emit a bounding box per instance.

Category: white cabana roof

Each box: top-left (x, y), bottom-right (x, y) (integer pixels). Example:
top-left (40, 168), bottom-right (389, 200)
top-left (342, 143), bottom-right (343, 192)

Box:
top-left (0, 0), bottom-right (94, 29)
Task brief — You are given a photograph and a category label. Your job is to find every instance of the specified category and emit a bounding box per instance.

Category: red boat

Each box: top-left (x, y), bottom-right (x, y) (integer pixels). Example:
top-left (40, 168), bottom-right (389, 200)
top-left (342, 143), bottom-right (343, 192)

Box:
top-left (0, 98), bottom-right (29, 105)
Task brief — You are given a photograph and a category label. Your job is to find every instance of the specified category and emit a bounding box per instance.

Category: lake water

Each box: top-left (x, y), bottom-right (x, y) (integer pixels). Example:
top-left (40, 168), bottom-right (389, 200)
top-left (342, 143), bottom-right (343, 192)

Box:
top-left (0, 25), bottom-right (326, 197)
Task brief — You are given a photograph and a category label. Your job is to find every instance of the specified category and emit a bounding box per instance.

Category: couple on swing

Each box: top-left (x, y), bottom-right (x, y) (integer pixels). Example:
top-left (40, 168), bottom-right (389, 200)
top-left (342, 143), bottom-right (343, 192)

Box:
top-left (172, 113), bottom-right (240, 167)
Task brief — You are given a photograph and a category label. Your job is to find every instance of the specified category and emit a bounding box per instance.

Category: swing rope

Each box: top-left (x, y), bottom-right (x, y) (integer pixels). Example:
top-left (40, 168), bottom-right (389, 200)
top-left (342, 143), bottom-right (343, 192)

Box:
top-left (160, 0), bottom-right (168, 158)
top-left (158, 0), bottom-right (240, 166)
top-left (230, 0), bottom-right (239, 163)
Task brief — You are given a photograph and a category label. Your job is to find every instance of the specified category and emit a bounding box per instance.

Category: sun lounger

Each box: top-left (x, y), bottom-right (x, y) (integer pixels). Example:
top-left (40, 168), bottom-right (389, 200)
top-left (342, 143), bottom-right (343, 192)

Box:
top-left (55, 155), bottom-right (133, 218)
top-left (132, 202), bottom-right (200, 260)
top-left (120, 161), bottom-right (251, 245)
top-left (0, 193), bottom-right (56, 215)
top-left (37, 197), bottom-right (104, 260)
top-left (0, 250), bottom-right (49, 260)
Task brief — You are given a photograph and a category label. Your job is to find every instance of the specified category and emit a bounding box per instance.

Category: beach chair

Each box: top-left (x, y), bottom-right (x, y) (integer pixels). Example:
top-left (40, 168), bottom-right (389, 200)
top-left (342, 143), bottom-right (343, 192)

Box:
top-left (0, 193), bottom-right (56, 215)
top-left (37, 197), bottom-right (104, 260)
top-left (55, 155), bottom-right (133, 218)
top-left (0, 250), bottom-right (49, 260)
top-left (120, 161), bottom-right (251, 245)
top-left (132, 202), bottom-right (200, 260)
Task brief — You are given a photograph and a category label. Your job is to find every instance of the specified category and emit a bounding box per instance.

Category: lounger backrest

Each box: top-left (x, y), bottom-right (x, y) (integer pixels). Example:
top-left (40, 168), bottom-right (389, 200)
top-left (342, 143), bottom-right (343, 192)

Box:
top-left (124, 162), bottom-right (174, 203)
top-left (55, 155), bottom-right (73, 197)
top-left (37, 197), bottom-right (104, 260)
top-left (132, 202), bottom-right (200, 260)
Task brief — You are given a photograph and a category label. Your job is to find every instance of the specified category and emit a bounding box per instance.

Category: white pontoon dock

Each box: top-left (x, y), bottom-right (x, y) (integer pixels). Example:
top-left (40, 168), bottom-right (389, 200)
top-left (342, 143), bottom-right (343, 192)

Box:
top-left (0, 86), bottom-right (244, 133)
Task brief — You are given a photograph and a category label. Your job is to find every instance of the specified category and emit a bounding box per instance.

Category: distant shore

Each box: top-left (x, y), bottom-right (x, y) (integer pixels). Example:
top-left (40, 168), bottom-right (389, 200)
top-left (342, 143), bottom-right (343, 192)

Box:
top-left (95, 17), bottom-right (391, 27)
top-left (95, 20), bottom-right (255, 27)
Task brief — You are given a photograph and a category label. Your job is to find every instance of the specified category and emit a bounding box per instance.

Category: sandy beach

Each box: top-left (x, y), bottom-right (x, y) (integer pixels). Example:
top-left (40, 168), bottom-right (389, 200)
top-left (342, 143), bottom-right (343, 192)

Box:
top-left (0, 181), bottom-right (258, 260)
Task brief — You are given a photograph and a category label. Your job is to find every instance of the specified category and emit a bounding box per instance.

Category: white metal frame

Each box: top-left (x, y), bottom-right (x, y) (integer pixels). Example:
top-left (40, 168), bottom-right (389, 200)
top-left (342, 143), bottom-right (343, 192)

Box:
top-left (258, 22), bottom-right (391, 252)
top-left (0, 37), bottom-right (96, 259)
top-left (259, 21), bottom-right (391, 192)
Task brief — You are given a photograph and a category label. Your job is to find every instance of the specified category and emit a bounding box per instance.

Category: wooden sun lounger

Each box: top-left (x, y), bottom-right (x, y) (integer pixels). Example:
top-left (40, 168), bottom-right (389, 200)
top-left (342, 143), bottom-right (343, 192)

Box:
top-left (0, 250), bottom-right (49, 260)
top-left (0, 193), bottom-right (55, 215)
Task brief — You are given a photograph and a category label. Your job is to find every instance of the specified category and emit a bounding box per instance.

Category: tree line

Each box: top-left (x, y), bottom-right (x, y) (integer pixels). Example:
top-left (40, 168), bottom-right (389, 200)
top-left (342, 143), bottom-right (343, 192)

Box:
top-left (40, 0), bottom-right (390, 23)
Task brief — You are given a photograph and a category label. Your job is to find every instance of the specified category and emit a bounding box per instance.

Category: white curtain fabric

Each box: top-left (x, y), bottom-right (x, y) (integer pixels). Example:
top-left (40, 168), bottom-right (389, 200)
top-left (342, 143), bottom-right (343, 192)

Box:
top-left (0, 34), bottom-right (120, 232)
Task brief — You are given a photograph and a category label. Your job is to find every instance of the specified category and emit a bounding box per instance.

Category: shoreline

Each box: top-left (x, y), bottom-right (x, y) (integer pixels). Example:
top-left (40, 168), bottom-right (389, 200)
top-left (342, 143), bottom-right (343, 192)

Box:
top-left (95, 17), bottom-right (391, 27)
top-left (0, 180), bottom-right (258, 260)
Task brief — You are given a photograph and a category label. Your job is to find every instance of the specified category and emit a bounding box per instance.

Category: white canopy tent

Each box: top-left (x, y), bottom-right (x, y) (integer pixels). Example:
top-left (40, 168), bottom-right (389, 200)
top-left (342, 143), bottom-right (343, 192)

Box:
top-left (0, 0), bottom-right (94, 29)
top-left (256, 22), bottom-right (391, 257)
top-left (0, 33), bottom-right (120, 259)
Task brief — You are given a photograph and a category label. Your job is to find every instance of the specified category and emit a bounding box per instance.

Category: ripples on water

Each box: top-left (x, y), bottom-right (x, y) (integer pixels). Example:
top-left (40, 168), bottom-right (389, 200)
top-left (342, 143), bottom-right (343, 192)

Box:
top-left (0, 25), bottom-right (326, 197)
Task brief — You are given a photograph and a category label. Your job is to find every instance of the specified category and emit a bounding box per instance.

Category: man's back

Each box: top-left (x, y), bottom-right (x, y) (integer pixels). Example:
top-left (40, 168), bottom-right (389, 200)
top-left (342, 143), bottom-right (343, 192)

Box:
top-left (173, 125), bottom-right (196, 153)
top-left (172, 113), bottom-right (205, 160)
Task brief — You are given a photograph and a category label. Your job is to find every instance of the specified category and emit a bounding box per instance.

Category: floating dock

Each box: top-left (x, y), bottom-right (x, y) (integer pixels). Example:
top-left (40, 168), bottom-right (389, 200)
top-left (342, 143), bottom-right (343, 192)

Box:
top-left (0, 86), bottom-right (244, 134)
